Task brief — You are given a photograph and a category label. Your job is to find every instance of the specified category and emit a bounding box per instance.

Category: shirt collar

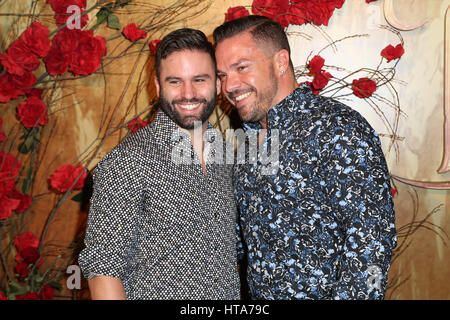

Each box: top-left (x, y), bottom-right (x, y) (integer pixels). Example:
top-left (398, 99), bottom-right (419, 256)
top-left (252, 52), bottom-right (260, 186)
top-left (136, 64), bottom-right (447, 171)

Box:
top-left (149, 109), bottom-right (217, 146)
top-left (242, 83), bottom-right (311, 131)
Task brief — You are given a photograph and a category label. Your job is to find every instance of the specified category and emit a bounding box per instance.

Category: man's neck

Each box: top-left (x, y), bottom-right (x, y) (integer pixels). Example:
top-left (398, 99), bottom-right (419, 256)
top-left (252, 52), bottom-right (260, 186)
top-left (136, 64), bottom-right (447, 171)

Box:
top-left (258, 78), bottom-right (298, 129)
top-left (179, 122), bottom-right (209, 176)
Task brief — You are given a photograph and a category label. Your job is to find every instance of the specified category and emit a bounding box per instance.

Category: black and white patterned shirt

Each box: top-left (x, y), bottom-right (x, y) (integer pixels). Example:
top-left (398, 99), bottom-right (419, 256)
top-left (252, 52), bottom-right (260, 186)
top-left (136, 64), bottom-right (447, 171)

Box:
top-left (78, 110), bottom-right (240, 300)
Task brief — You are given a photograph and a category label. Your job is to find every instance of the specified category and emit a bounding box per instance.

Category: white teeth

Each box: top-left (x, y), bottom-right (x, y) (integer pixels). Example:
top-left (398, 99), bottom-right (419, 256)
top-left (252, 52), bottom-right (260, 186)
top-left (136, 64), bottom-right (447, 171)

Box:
top-left (235, 92), bottom-right (252, 102)
top-left (178, 103), bottom-right (200, 110)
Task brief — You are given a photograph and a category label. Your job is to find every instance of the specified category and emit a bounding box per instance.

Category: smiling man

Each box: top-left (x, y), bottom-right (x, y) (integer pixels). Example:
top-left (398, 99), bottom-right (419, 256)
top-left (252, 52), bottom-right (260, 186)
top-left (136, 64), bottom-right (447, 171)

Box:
top-left (78, 28), bottom-right (240, 299)
top-left (214, 16), bottom-right (397, 300)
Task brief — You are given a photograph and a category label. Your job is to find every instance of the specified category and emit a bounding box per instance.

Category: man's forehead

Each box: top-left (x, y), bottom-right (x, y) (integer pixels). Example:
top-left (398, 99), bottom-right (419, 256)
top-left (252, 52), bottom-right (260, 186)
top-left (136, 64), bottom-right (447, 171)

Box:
top-left (215, 32), bottom-right (272, 68)
top-left (159, 49), bottom-right (215, 73)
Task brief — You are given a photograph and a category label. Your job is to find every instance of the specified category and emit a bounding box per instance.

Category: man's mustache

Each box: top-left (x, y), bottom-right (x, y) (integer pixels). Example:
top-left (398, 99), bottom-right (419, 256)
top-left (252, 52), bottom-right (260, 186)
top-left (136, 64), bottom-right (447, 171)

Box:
top-left (227, 88), bottom-right (256, 100)
top-left (172, 98), bottom-right (207, 105)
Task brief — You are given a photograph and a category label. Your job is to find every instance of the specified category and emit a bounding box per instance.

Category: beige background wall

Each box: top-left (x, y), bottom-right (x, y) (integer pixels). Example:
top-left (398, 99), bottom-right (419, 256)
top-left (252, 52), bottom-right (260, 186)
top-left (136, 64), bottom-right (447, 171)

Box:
top-left (0, 0), bottom-right (448, 299)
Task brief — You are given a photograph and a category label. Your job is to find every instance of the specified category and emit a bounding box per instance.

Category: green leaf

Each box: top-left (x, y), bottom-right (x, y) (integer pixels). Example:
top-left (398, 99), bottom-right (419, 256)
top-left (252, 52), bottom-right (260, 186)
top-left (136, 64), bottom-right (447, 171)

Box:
top-left (71, 192), bottom-right (84, 203)
top-left (107, 14), bottom-right (120, 30)
top-left (22, 165), bottom-right (33, 194)
top-left (18, 129), bottom-right (39, 154)
top-left (18, 142), bottom-right (31, 154)
top-left (9, 281), bottom-right (28, 296)
top-left (92, 7), bottom-right (111, 30)
top-left (96, 7), bottom-right (110, 24)
top-left (48, 281), bottom-right (62, 290)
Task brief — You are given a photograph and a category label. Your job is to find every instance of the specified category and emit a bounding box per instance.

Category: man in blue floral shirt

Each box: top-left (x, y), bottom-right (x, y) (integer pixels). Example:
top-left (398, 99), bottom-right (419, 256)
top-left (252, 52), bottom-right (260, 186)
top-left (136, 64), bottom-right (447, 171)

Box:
top-left (214, 15), bottom-right (397, 299)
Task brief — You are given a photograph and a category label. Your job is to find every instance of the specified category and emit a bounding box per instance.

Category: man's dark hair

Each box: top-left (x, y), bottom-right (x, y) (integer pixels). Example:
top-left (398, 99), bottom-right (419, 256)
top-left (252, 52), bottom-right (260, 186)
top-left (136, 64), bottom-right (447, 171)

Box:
top-left (213, 15), bottom-right (294, 70)
top-left (155, 28), bottom-right (216, 79)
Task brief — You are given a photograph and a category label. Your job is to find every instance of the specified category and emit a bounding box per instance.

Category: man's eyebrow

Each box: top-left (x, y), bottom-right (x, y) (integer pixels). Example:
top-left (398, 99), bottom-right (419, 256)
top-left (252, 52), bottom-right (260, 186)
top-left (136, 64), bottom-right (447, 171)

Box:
top-left (217, 59), bottom-right (251, 73)
top-left (164, 76), bottom-right (181, 82)
top-left (164, 74), bottom-right (212, 82)
top-left (193, 74), bottom-right (212, 79)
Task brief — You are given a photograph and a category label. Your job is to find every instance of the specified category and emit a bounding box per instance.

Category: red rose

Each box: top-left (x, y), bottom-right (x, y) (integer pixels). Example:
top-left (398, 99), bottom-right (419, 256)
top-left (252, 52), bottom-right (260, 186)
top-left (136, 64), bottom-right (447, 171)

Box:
top-left (0, 40), bottom-right (40, 76)
top-left (49, 164), bottom-right (88, 192)
top-left (16, 96), bottom-right (49, 128)
top-left (149, 39), bottom-right (161, 56)
top-left (14, 262), bottom-right (30, 278)
top-left (0, 71), bottom-right (37, 103)
top-left (381, 44), bottom-right (404, 62)
top-left (122, 23), bottom-right (148, 42)
top-left (225, 6), bottom-right (250, 22)
top-left (69, 31), bottom-right (107, 76)
top-left (311, 70), bottom-right (332, 91)
top-left (21, 246), bottom-right (40, 264)
top-left (306, 1), bottom-right (332, 26)
top-left (0, 290), bottom-right (7, 300)
top-left (307, 55), bottom-right (325, 75)
top-left (352, 77), bottom-right (377, 98)
top-left (14, 231), bottom-right (40, 254)
top-left (0, 73), bottom-right (21, 103)
top-left (16, 292), bottom-right (39, 300)
top-left (9, 189), bottom-right (32, 213)
top-left (39, 285), bottom-right (54, 300)
top-left (286, 4), bottom-right (306, 26)
top-left (252, 0), bottom-right (290, 28)
top-left (21, 21), bottom-right (51, 57)
top-left (10, 71), bottom-right (38, 96)
top-left (0, 151), bottom-right (21, 187)
top-left (27, 88), bottom-right (44, 99)
top-left (44, 45), bottom-right (70, 76)
top-left (44, 28), bottom-right (106, 76)
top-left (51, 28), bottom-right (81, 54)
top-left (0, 71), bottom-right (38, 102)
top-left (287, 0), bottom-right (345, 27)
top-left (0, 197), bottom-right (20, 220)
top-left (128, 117), bottom-right (150, 133)
top-left (366, 0), bottom-right (378, 3)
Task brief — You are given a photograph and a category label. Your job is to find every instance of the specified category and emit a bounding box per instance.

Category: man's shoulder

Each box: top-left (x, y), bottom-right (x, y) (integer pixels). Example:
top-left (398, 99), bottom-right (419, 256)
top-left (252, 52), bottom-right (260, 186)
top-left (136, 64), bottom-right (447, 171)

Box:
top-left (291, 90), bottom-right (376, 137)
top-left (95, 124), bottom-right (162, 173)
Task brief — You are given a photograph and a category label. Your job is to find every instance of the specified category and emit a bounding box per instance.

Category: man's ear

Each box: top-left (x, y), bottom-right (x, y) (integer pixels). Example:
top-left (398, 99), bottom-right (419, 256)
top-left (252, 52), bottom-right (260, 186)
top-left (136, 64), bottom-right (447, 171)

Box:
top-left (274, 49), bottom-right (290, 75)
top-left (154, 76), bottom-right (160, 97)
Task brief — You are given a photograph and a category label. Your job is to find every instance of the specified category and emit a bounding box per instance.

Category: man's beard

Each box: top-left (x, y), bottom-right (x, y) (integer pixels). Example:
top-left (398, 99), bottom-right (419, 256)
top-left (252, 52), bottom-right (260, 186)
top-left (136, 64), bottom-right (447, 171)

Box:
top-left (159, 91), bottom-right (218, 130)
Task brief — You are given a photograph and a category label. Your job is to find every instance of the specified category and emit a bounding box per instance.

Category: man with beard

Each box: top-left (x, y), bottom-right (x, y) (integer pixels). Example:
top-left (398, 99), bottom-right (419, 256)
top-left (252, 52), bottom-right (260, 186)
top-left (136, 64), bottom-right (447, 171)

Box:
top-left (79, 28), bottom-right (240, 299)
top-left (213, 16), bottom-right (397, 300)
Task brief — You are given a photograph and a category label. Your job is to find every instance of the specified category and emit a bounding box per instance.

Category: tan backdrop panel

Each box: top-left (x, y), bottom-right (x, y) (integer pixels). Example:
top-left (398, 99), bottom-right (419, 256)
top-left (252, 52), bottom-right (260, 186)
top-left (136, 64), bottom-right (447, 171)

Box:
top-left (0, 0), bottom-right (448, 299)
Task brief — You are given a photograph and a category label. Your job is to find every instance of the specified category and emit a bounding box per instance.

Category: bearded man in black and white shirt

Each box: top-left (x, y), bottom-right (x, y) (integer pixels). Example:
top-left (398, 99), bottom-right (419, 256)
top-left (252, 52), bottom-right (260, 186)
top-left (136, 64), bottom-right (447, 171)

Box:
top-left (78, 28), bottom-right (241, 300)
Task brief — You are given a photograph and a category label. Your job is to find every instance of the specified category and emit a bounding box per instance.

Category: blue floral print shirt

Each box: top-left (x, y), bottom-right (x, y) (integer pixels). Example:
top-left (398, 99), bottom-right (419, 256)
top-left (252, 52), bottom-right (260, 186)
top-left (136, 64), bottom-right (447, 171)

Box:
top-left (233, 84), bottom-right (397, 300)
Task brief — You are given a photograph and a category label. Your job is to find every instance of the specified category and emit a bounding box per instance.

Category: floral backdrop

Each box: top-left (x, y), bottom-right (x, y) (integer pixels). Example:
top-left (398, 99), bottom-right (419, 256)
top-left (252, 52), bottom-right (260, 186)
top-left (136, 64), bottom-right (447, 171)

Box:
top-left (0, 0), bottom-right (448, 300)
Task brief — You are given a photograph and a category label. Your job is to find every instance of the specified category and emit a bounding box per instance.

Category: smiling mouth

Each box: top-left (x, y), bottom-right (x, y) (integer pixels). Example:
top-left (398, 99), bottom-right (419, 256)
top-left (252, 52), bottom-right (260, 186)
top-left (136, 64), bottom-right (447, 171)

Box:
top-left (234, 91), bottom-right (253, 102)
top-left (176, 103), bottom-right (201, 111)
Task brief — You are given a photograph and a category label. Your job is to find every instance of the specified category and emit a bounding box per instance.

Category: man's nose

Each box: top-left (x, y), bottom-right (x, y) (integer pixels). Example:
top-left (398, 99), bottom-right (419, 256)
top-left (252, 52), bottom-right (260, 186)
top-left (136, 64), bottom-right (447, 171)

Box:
top-left (181, 82), bottom-right (196, 100)
top-left (223, 72), bottom-right (241, 95)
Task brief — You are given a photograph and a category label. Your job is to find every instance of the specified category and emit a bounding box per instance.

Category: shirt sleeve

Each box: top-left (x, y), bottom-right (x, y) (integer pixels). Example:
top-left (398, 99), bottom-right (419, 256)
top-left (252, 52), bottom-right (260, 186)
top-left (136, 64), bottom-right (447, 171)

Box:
top-left (324, 112), bottom-right (397, 300)
top-left (78, 149), bottom-right (143, 281)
